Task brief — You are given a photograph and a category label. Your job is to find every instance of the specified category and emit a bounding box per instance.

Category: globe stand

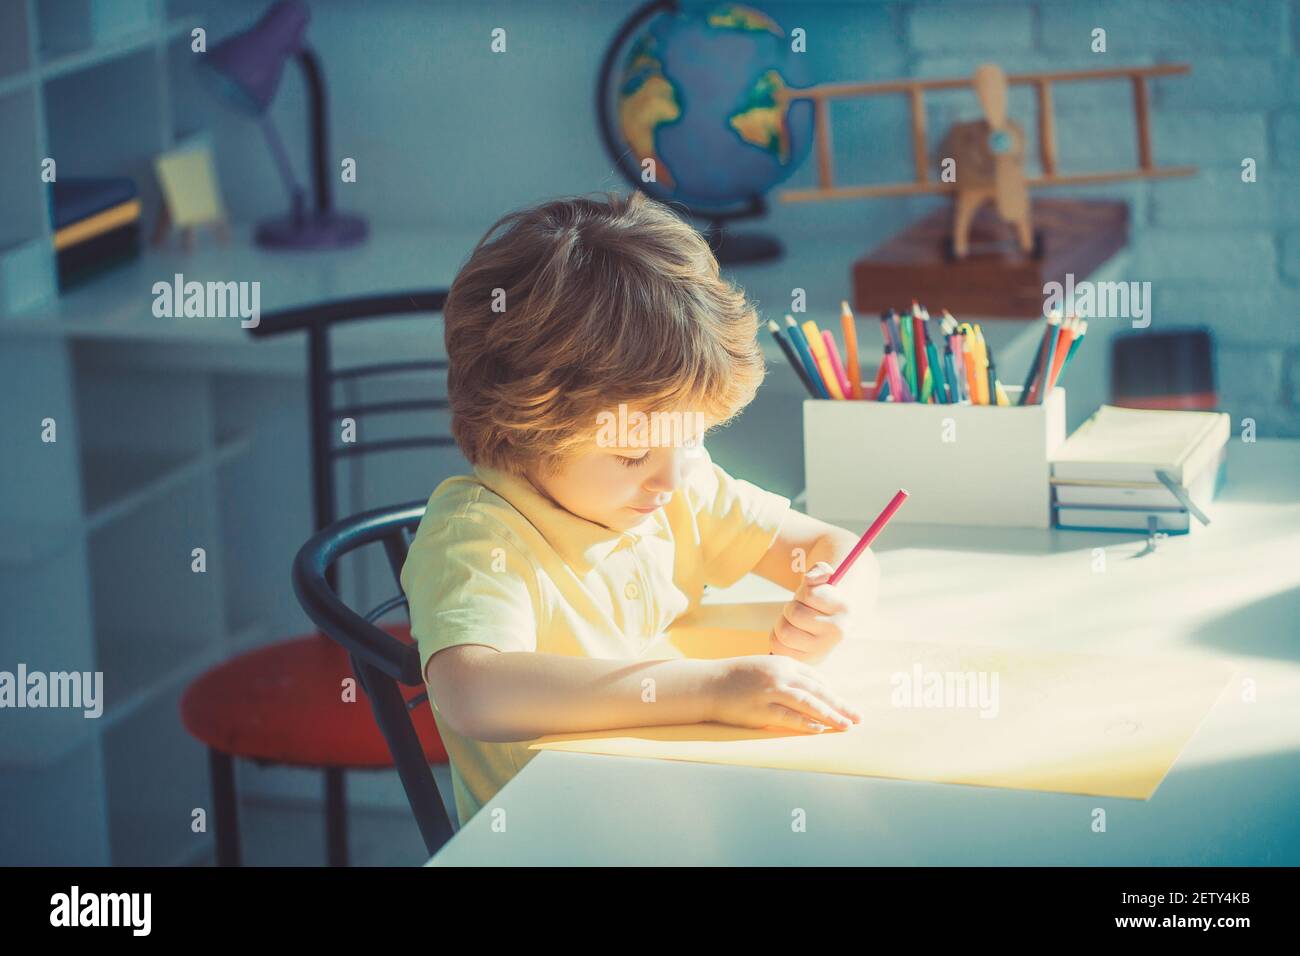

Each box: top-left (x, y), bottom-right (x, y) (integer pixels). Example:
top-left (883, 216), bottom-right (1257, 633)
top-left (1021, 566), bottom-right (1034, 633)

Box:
top-left (703, 220), bottom-right (783, 266)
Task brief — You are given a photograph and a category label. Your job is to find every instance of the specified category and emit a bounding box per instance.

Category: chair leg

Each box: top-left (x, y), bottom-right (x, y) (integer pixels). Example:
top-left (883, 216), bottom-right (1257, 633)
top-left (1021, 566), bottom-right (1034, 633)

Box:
top-left (324, 767), bottom-right (348, 866)
top-left (209, 748), bottom-right (242, 866)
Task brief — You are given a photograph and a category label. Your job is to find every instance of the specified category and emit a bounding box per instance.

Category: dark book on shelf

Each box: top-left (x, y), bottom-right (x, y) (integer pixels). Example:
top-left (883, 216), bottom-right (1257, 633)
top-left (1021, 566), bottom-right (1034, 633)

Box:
top-left (57, 221), bottom-right (141, 290)
top-left (49, 177), bottom-right (139, 230)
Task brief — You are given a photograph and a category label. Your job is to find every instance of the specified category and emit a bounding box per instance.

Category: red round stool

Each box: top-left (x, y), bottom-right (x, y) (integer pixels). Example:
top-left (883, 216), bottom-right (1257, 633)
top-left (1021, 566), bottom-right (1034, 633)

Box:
top-left (180, 625), bottom-right (446, 865)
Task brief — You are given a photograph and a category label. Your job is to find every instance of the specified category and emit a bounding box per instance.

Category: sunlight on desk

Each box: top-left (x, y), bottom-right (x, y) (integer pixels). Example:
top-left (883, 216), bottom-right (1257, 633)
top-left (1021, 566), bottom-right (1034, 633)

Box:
top-left (532, 625), bottom-right (1234, 800)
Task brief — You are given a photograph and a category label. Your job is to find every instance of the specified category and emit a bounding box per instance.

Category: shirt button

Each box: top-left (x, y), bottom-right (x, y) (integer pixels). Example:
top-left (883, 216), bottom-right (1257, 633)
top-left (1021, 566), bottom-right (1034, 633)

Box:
top-left (624, 581), bottom-right (640, 600)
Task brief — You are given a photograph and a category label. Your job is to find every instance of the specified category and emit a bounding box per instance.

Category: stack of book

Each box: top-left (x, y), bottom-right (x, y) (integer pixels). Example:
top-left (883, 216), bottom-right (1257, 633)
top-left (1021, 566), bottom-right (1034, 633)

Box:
top-left (48, 177), bottom-right (141, 290)
top-left (1051, 405), bottom-right (1230, 533)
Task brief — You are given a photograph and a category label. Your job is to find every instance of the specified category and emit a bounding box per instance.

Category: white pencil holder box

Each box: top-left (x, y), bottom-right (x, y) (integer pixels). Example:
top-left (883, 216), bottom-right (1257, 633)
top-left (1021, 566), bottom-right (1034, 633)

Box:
top-left (804, 386), bottom-right (1067, 529)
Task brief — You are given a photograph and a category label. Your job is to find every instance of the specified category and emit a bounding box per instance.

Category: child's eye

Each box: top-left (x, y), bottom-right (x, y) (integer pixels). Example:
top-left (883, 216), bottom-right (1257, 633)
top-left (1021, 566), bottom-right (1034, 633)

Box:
top-left (617, 453), bottom-right (651, 468)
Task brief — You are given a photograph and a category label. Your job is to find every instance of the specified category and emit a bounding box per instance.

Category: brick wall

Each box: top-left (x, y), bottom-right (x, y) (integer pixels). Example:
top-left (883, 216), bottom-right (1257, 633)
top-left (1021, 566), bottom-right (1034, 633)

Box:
top-left (889, 0), bottom-right (1299, 434)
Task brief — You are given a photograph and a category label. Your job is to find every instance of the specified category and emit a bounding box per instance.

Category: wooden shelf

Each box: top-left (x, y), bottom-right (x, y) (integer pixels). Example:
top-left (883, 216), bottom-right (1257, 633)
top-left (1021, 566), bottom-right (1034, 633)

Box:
top-left (852, 198), bottom-right (1129, 319)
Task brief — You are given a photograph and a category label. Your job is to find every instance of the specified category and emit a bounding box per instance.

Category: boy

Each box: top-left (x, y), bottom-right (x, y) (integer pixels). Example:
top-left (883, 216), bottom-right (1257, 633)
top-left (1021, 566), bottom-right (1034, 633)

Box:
top-left (401, 191), bottom-right (878, 825)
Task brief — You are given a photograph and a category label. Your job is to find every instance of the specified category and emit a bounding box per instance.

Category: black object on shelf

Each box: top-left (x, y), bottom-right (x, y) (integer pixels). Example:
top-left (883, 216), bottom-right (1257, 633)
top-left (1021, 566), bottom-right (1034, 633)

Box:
top-left (1110, 327), bottom-right (1217, 411)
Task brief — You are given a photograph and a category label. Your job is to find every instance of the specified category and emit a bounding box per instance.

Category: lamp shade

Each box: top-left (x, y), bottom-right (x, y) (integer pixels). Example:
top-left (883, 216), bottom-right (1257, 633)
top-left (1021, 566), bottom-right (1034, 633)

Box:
top-left (206, 0), bottom-right (310, 115)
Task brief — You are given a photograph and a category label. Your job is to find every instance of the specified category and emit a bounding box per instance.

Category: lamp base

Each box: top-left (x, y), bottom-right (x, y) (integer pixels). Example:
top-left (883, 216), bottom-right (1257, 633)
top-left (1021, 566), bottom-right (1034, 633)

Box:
top-left (255, 211), bottom-right (368, 250)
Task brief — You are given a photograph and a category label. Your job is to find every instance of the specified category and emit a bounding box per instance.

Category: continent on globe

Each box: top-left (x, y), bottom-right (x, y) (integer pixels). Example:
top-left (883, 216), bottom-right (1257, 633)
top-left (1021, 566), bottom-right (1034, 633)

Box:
top-left (605, 2), bottom-right (812, 210)
top-left (728, 69), bottom-right (793, 163)
top-left (618, 34), bottom-right (681, 189)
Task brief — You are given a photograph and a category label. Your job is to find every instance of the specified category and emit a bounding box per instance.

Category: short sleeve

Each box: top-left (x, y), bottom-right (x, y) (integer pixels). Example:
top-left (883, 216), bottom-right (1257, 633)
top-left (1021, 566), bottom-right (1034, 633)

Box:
top-left (399, 518), bottom-right (539, 686)
top-left (684, 448), bottom-right (791, 589)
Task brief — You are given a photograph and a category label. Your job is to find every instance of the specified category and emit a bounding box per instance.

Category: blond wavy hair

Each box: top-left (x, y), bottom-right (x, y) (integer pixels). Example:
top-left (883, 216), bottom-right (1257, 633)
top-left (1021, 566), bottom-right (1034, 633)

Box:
top-left (444, 191), bottom-right (765, 473)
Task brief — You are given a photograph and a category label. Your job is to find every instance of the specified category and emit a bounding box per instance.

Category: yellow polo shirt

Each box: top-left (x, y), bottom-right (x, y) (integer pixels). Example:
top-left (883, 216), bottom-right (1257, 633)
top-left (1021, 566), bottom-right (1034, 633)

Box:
top-left (399, 449), bottom-right (790, 825)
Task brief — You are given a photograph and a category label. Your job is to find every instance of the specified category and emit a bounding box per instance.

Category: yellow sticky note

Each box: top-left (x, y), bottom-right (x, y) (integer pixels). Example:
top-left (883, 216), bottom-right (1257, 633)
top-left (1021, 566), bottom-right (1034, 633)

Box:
top-left (155, 141), bottom-right (226, 227)
top-left (532, 630), bottom-right (1234, 800)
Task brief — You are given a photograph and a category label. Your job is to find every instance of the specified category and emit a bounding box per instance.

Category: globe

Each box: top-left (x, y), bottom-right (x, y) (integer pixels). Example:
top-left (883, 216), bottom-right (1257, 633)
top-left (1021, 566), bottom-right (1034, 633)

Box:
top-left (597, 1), bottom-right (814, 262)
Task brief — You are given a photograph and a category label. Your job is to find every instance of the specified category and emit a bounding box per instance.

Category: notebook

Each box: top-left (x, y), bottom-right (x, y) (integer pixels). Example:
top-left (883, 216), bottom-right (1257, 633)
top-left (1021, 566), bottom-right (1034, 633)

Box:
top-left (1051, 405), bottom-right (1229, 484)
top-left (1052, 446), bottom-right (1226, 508)
top-left (1055, 503), bottom-right (1192, 533)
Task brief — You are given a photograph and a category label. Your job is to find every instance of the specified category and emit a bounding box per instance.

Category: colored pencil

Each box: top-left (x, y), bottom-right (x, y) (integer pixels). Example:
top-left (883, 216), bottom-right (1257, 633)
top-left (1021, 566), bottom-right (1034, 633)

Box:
top-left (892, 312), bottom-right (915, 401)
top-left (828, 489), bottom-right (910, 585)
top-left (910, 302), bottom-right (928, 401)
top-left (921, 311), bottom-right (945, 403)
top-left (803, 319), bottom-right (845, 399)
top-left (973, 324), bottom-right (991, 406)
top-left (1032, 316), bottom-right (1064, 404)
top-left (822, 330), bottom-right (854, 398)
top-left (882, 343), bottom-right (904, 402)
top-left (1045, 315), bottom-right (1077, 393)
top-left (1058, 319), bottom-right (1088, 384)
top-left (986, 341), bottom-right (1010, 406)
top-left (961, 325), bottom-right (981, 404)
top-left (899, 314), bottom-right (918, 397)
top-left (942, 310), bottom-right (968, 402)
top-left (1022, 311), bottom-right (1061, 405)
top-left (784, 315), bottom-right (830, 399)
top-left (920, 366), bottom-right (935, 404)
top-left (942, 342), bottom-right (961, 406)
top-left (1013, 312), bottom-right (1055, 405)
top-left (841, 300), bottom-right (863, 399)
top-left (767, 319), bottom-right (818, 398)
top-left (884, 308), bottom-right (904, 354)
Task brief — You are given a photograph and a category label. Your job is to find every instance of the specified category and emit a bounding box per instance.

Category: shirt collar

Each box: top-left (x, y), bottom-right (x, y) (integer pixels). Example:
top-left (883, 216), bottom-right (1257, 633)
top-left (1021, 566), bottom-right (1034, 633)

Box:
top-left (473, 465), bottom-right (663, 574)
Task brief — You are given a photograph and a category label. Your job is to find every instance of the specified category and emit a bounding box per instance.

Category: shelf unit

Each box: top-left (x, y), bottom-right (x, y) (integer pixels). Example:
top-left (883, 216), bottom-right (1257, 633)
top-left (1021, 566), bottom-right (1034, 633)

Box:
top-left (0, 0), bottom-right (278, 867)
top-left (0, 1), bottom-right (208, 317)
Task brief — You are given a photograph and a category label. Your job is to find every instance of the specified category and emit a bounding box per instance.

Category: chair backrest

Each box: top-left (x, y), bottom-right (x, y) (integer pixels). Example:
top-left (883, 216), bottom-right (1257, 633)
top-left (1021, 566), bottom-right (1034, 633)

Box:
top-left (292, 499), bottom-right (455, 857)
top-left (251, 289), bottom-right (453, 539)
top-left (256, 291), bottom-right (456, 856)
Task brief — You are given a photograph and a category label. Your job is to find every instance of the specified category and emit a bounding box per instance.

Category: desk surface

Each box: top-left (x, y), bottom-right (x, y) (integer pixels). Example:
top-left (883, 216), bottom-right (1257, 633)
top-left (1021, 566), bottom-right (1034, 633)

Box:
top-left (430, 439), bottom-right (1300, 865)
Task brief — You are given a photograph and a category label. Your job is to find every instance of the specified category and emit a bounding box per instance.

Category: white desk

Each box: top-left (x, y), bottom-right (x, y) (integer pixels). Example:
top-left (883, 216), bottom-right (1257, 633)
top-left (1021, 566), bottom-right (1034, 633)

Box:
top-left (429, 440), bottom-right (1300, 865)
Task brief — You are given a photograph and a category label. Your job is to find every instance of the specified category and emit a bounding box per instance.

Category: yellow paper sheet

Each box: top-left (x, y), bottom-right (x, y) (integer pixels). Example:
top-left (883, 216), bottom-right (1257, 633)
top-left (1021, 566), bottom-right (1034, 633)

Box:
top-left (532, 628), bottom-right (1234, 800)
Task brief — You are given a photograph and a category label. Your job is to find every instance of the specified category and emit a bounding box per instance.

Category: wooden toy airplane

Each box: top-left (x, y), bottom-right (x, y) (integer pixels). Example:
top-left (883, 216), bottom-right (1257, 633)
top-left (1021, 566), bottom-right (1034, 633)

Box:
top-left (777, 63), bottom-right (1195, 259)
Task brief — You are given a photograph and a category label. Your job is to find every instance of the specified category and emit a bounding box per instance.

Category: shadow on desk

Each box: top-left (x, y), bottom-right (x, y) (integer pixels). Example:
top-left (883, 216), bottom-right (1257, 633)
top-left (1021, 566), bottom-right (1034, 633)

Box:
top-left (1190, 585), bottom-right (1300, 663)
top-left (873, 523), bottom-right (1148, 557)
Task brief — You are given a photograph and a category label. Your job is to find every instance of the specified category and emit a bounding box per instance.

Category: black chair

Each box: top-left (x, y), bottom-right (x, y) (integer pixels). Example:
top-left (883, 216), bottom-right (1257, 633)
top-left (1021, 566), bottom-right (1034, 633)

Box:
top-left (292, 500), bottom-right (455, 857)
top-left (179, 290), bottom-right (456, 866)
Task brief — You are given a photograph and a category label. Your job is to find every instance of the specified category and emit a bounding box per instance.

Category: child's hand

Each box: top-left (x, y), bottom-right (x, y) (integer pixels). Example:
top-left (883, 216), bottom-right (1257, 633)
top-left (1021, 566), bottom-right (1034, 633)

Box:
top-left (708, 655), bottom-right (862, 733)
top-left (769, 561), bottom-right (853, 662)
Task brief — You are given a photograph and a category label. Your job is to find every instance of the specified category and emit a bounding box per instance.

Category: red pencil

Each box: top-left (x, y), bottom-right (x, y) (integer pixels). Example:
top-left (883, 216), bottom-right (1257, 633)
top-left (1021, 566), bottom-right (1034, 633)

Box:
top-left (829, 488), bottom-right (909, 585)
top-left (770, 488), bottom-right (909, 655)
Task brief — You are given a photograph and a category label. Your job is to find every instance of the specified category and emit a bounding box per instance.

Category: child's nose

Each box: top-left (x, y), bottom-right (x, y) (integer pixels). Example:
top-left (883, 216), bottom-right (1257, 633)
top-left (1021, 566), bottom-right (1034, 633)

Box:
top-left (644, 447), bottom-right (690, 494)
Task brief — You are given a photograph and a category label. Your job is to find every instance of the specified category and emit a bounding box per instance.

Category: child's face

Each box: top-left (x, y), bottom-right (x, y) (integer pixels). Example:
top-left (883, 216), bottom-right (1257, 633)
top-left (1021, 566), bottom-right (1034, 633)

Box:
top-left (526, 410), bottom-right (711, 531)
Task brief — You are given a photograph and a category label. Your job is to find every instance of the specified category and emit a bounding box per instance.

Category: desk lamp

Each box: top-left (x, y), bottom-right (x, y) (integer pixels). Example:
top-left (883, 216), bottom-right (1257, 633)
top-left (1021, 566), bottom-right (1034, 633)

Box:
top-left (204, 0), bottom-right (367, 249)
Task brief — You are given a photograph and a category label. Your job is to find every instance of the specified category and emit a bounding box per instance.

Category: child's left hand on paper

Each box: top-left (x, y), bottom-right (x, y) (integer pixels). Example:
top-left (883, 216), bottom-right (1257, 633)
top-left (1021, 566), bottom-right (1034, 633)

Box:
top-left (769, 561), bottom-right (856, 662)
